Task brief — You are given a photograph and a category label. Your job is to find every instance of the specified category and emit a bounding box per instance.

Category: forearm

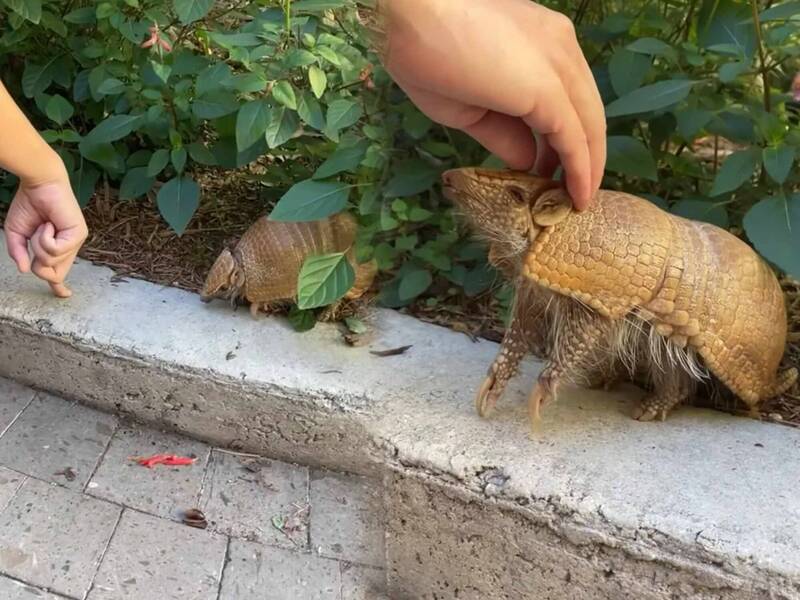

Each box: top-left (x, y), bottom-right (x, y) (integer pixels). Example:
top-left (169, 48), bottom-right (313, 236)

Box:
top-left (0, 78), bottom-right (65, 185)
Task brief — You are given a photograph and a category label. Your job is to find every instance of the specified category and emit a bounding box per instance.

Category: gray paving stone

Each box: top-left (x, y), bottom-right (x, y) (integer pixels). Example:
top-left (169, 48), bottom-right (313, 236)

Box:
top-left (340, 563), bottom-right (388, 600)
top-left (0, 478), bottom-right (121, 599)
top-left (0, 378), bottom-right (35, 434)
top-left (0, 466), bottom-right (25, 512)
top-left (310, 470), bottom-right (385, 568)
top-left (220, 540), bottom-right (339, 600)
top-left (0, 574), bottom-right (64, 599)
top-left (0, 394), bottom-right (117, 490)
top-left (88, 426), bottom-right (210, 521)
top-left (88, 509), bottom-right (226, 600)
top-left (200, 450), bottom-right (309, 549)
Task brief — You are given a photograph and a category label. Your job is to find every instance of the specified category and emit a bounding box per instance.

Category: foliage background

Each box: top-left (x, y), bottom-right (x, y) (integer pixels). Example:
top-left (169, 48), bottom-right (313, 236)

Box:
top-left (0, 0), bottom-right (798, 325)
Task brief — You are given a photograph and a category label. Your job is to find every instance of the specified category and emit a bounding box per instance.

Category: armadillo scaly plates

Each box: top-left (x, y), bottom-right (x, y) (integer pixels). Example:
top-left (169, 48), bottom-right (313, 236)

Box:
top-left (201, 212), bottom-right (377, 318)
top-left (442, 167), bottom-right (798, 428)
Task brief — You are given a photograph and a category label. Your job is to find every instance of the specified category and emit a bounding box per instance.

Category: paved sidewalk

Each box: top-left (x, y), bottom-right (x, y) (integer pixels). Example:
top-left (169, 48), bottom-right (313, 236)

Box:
top-left (0, 378), bottom-right (387, 600)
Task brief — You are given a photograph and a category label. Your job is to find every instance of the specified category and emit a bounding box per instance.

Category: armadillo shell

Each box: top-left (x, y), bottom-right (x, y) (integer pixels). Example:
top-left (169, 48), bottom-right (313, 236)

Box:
top-left (236, 212), bottom-right (357, 304)
top-left (522, 189), bottom-right (788, 403)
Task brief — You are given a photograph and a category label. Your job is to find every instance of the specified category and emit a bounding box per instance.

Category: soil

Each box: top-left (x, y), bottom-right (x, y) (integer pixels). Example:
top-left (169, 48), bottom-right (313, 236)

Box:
top-left (1, 161), bottom-right (798, 426)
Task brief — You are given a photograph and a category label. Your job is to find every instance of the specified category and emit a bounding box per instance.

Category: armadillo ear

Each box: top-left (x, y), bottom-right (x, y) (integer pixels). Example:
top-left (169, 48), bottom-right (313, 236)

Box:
top-left (531, 190), bottom-right (573, 227)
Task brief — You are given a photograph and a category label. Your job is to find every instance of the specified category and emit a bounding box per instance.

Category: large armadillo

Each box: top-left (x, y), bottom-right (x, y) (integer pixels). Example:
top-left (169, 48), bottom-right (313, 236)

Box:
top-left (201, 212), bottom-right (377, 317)
top-left (441, 167), bottom-right (798, 428)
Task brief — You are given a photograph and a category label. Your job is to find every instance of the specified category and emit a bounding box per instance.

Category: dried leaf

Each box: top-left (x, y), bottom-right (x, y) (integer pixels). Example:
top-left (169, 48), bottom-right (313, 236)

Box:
top-left (370, 345), bottom-right (412, 357)
top-left (182, 508), bottom-right (208, 529)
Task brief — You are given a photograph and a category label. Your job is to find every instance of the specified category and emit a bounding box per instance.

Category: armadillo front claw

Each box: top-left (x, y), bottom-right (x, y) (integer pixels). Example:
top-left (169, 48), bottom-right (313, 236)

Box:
top-left (527, 377), bottom-right (557, 433)
top-left (475, 373), bottom-right (499, 418)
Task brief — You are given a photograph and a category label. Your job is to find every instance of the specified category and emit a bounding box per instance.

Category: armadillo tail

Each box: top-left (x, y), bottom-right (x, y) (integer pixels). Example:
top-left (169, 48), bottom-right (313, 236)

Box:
top-left (768, 367), bottom-right (799, 399)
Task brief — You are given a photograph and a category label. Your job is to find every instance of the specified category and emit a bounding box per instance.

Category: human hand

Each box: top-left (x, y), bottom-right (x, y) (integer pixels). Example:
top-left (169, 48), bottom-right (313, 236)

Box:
top-left (4, 166), bottom-right (88, 298)
top-left (376, 0), bottom-right (606, 209)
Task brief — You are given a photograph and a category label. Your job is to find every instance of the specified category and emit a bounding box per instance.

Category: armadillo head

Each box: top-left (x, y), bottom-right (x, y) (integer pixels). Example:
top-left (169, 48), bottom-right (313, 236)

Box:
top-left (442, 167), bottom-right (570, 272)
top-left (200, 248), bottom-right (245, 304)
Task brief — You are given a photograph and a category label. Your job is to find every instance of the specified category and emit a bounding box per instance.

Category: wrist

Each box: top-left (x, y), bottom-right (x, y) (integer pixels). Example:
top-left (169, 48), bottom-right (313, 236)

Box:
top-left (18, 147), bottom-right (69, 188)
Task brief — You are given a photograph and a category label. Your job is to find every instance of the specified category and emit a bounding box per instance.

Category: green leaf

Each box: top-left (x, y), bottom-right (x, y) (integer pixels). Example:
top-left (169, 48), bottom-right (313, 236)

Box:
top-left (192, 92), bottom-right (239, 119)
top-left (763, 144), bottom-right (795, 184)
top-left (709, 148), bottom-right (760, 196)
top-left (171, 148), bottom-right (187, 173)
top-left (313, 140), bottom-right (369, 179)
top-left (119, 167), bottom-right (155, 200)
top-left (60, 130), bottom-right (82, 143)
top-left (40, 10), bottom-right (67, 35)
top-left (22, 59), bottom-right (57, 98)
top-left (316, 45), bottom-right (341, 66)
top-left (64, 6), bottom-right (96, 24)
top-left (196, 63), bottom-right (233, 95)
top-left (150, 62), bottom-right (172, 85)
top-left (236, 100), bottom-right (271, 152)
top-left (147, 149), bottom-right (170, 177)
top-left (95, 2), bottom-right (115, 18)
top-left (344, 317), bottom-right (367, 334)
top-left (269, 179), bottom-right (350, 221)
top-left (743, 194), bottom-right (800, 278)
top-left (398, 268), bottom-right (432, 301)
top-left (187, 142), bottom-right (217, 166)
top-left (297, 92), bottom-right (325, 130)
top-left (264, 107), bottom-right (299, 149)
top-left (384, 160), bottom-right (439, 197)
top-left (697, 0), bottom-right (755, 59)
top-left (760, 1), bottom-right (800, 21)
top-left (670, 199), bottom-right (729, 228)
top-left (173, 0), bottom-right (213, 24)
top-left (296, 253), bottom-right (355, 310)
top-left (4, 0), bottom-right (41, 23)
top-left (285, 49), bottom-right (317, 68)
top-left (605, 79), bottom-right (695, 118)
top-left (608, 49), bottom-right (651, 97)
top-left (675, 108), bottom-right (713, 140)
top-left (326, 99), bottom-right (362, 132)
top-left (626, 37), bottom-right (676, 59)
top-left (156, 176), bottom-right (201, 235)
top-left (605, 136), bottom-right (658, 181)
top-left (45, 95), bottom-right (74, 125)
top-left (719, 61), bottom-right (749, 83)
top-left (207, 32), bottom-right (263, 48)
top-left (287, 306), bottom-right (317, 332)
top-left (308, 65), bottom-right (327, 99)
top-left (292, 0), bottom-right (348, 10)
top-left (230, 72), bottom-right (268, 93)
top-left (69, 162), bottom-right (100, 207)
top-left (84, 115), bottom-right (141, 144)
top-left (272, 81), bottom-right (298, 110)
top-left (96, 78), bottom-right (126, 95)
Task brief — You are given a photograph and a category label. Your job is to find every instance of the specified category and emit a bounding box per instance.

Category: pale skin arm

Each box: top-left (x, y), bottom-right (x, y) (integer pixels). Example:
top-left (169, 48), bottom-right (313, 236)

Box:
top-left (375, 0), bottom-right (607, 209)
top-left (0, 79), bottom-right (88, 297)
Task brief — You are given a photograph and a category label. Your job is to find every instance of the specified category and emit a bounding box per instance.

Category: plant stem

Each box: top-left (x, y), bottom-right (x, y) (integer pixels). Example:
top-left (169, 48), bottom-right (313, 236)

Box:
top-left (751, 0), bottom-right (771, 114)
top-left (284, 0), bottom-right (292, 36)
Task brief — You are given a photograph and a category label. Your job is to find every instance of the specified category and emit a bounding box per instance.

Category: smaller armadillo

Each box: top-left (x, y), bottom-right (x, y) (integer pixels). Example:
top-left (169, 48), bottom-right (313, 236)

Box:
top-left (201, 212), bottom-right (377, 318)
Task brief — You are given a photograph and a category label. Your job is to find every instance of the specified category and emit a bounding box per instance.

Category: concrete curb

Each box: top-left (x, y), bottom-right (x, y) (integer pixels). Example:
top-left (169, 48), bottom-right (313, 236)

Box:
top-left (0, 240), bottom-right (798, 599)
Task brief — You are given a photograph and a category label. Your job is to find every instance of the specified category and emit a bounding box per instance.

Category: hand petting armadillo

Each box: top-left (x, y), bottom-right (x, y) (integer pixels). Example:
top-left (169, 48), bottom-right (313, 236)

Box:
top-left (201, 212), bottom-right (377, 318)
top-left (442, 167), bottom-right (798, 428)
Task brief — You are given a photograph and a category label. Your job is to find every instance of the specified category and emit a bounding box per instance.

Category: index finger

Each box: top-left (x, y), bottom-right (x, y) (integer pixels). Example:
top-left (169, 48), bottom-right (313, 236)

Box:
top-left (522, 87), bottom-right (592, 208)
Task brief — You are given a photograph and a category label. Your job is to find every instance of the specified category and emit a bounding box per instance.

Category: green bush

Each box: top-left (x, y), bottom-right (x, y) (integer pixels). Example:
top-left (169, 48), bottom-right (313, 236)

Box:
top-left (0, 0), bottom-right (798, 323)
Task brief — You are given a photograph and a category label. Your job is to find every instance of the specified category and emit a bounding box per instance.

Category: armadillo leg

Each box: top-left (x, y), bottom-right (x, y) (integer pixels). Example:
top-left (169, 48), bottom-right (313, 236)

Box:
top-left (476, 310), bottom-right (531, 418)
top-left (527, 308), bottom-right (613, 430)
top-left (632, 365), bottom-right (692, 422)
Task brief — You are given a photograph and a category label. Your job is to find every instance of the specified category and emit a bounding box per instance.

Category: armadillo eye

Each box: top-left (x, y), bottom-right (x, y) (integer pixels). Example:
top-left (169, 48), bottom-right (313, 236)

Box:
top-left (507, 186), bottom-right (526, 204)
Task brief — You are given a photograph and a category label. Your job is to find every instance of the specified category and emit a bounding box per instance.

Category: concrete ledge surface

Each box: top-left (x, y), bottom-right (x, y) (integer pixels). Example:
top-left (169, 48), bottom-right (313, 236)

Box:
top-left (0, 236), bottom-right (798, 599)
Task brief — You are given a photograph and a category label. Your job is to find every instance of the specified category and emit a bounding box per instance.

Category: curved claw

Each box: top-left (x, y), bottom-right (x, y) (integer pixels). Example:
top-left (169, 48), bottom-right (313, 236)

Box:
top-left (475, 373), bottom-right (498, 418)
top-left (631, 401), bottom-right (667, 422)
